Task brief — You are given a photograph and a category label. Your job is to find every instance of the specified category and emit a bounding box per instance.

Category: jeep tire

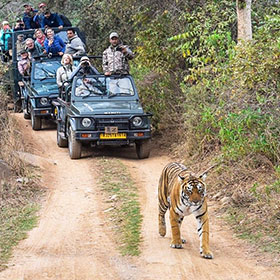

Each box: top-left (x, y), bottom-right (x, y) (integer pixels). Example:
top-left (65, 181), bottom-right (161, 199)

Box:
top-left (68, 127), bottom-right (82, 159)
top-left (31, 109), bottom-right (42, 130)
top-left (136, 139), bottom-right (151, 159)
top-left (57, 122), bottom-right (68, 147)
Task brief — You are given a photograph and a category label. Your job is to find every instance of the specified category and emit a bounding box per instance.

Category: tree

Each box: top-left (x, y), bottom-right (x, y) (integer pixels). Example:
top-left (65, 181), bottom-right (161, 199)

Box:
top-left (236, 0), bottom-right (252, 41)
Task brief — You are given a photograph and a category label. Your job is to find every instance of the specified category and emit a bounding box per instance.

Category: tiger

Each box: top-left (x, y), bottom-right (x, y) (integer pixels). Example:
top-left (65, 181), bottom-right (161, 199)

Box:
top-left (158, 162), bottom-right (213, 259)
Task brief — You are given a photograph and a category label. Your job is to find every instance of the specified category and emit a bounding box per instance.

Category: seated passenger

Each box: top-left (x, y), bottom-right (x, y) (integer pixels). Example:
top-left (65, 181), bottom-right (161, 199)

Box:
top-left (34, 28), bottom-right (46, 55)
top-left (44, 28), bottom-right (65, 56)
top-left (69, 56), bottom-right (99, 80)
top-left (16, 34), bottom-right (26, 59)
top-left (41, 9), bottom-right (63, 29)
top-left (56, 53), bottom-right (76, 89)
top-left (13, 19), bottom-right (25, 31)
top-left (17, 49), bottom-right (31, 77)
top-left (75, 77), bottom-right (103, 97)
top-left (22, 3), bottom-right (40, 29)
top-left (65, 28), bottom-right (86, 57)
top-left (25, 38), bottom-right (40, 57)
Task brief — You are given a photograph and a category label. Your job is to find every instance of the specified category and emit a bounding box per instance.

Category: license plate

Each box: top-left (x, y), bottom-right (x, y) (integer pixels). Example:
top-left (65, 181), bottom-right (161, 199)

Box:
top-left (100, 133), bottom-right (127, 139)
top-left (105, 126), bottom-right (118, 133)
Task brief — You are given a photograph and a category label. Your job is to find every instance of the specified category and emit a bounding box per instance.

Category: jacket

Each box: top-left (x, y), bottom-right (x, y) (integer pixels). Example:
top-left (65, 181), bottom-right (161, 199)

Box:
top-left (102, 44), bottom-right (134, 74)
top-left (44, 35), bottom-right (65, 54)
top-left (56, 64), bottom-right (76, 88)
top-left (23, 9), bottom-right (39, 29)
top-left (0, 28), bottom-right (12, 51)
top-left (41, 13), bottom-right (64, 28)
top-left (65, 35), bottom-right (86, 57)
top-left (18, 58), bottom-right (31, 76)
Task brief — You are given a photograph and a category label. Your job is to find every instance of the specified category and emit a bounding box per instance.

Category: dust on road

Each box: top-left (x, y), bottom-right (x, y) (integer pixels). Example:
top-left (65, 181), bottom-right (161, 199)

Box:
top-left (0, 115), bottom-right (279, 280)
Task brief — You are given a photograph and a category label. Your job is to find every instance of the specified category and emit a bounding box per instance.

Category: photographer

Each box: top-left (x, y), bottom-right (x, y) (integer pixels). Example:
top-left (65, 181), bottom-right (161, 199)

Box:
top-left (69, 56), bottom-right (99, 80)
top-left (13, 19), bottom-right (25, 31)
top-left (102, 32), bottom-right (134, 76)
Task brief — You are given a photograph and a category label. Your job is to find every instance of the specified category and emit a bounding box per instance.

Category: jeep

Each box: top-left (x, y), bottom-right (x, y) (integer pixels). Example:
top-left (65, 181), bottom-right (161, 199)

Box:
top-left (55, 74), bottom-right (152, 159)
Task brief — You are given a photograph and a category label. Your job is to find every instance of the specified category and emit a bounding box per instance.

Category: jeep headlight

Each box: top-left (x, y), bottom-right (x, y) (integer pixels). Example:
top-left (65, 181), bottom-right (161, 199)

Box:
top-left (132, 116), bottom-right (143, 127)
top-left (81, 118), bottom-right (92, 128)
top-left (40, 97), bottom-right (48, 105)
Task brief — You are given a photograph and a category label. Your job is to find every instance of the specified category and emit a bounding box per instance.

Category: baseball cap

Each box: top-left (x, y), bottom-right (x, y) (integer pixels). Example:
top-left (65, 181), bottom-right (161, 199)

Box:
top-left (80, 56), bottom-right (90, 62)
top-left (39, 3), bottom-right (46, 8)
top-left (2, 20), bottom-right (9, 25)
top-left (23, 3), bottom-right (31, 7)
top-left (20, 49), bottom-right (28, 54)
top-left (109, 32), bottom-right (119, 39)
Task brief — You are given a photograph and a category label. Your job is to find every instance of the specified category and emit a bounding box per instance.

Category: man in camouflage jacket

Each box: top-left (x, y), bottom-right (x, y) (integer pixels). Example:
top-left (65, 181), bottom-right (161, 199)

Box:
top-left (102, 32), bottom-right (134, 75)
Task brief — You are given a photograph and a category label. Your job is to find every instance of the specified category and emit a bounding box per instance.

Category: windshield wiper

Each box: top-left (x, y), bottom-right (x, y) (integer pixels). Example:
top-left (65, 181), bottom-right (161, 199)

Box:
top-left (39, 68), bottom-right (56, 80)
top-left (108, 92), bottom-right (133, 98)
top-left (81, 90), bottom-right (104, 99)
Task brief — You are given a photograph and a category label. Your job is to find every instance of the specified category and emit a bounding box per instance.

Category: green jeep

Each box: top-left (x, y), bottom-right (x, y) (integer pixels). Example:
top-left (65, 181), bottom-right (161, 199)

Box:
top-left (55, 74), bottom-right (152, 159)
top-left (21, 56), bottom-right (62, 130)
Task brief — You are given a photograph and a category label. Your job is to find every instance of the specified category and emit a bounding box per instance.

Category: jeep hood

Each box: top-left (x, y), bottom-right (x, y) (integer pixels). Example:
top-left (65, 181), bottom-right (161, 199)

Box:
top-left (71, 101), bottom-right (144, 115)
top-left (32, 82), bottom-right (59, 96)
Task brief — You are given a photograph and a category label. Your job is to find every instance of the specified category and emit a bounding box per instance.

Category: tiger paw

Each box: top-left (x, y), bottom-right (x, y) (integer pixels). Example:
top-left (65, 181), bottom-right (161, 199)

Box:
top-left (170, 243), bottom-right (183, 249)
top-left (200, 251), bottom-right (213, 259)
top-left (159, 227), bottom-right (166, 237)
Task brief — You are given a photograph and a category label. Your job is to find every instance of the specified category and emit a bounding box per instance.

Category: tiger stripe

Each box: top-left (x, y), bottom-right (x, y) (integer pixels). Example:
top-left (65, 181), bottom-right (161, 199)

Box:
top-left (158, 162), bottom-right (213, 259)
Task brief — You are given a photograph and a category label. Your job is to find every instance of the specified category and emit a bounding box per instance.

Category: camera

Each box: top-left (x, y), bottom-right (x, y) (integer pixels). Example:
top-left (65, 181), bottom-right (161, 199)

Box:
top-left (82, 61), bottom-right (89, 67)
top-left (116, 46), bottom-right (123, 52)
top-left (19, 24), bottom-right (24, 27)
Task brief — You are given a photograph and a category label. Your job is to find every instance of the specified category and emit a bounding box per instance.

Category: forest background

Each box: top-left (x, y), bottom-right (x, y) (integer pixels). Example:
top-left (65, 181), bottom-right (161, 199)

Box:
top-left (0, 0), bottom-right (280, 261)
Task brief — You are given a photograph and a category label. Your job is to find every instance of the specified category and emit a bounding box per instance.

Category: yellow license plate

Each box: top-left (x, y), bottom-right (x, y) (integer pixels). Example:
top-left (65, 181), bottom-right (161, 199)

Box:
top-left (100, 133), bottom-right (127, 139)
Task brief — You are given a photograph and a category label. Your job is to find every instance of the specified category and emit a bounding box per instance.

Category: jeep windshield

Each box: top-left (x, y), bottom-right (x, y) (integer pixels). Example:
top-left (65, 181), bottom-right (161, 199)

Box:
top-left (74, 76), bottom-right (135, 98)
top-left (34, 60), bottom-right (61, 80)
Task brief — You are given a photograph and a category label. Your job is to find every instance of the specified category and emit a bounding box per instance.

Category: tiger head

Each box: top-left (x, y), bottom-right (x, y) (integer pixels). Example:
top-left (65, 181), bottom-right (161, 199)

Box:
top-left (179, 172), bottom-right (207, 206)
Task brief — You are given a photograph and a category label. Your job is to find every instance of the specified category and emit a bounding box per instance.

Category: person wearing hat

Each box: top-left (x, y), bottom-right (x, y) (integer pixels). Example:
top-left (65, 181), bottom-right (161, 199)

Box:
top-left (69, 56), bottom-right (99, 80)
top-left (41, 9), bottom-right (64, 29)
top-left (22, 3), bottom-right (40, 29)
top-left (102, 32), bottom-right (135, 76)
top-left (16, 34), bottom-right (26, 59)
top-left (0, 21), bottom-right (12, 61)
top-left (17, 49), bottom-right (31, 77)
top-left (13, 19), bottom-right (25, 31)
top-left (33, 3), bottom-right (47, 28)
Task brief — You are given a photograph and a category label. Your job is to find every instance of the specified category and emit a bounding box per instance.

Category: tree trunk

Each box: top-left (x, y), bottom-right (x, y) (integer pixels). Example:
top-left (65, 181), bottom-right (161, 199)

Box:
top-left (236, 0), bottom-right (252, 41)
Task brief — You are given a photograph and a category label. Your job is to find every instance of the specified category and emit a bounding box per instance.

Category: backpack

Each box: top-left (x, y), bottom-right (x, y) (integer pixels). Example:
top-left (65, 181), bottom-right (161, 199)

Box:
top-left (58, 14), bottom-right (72, 27)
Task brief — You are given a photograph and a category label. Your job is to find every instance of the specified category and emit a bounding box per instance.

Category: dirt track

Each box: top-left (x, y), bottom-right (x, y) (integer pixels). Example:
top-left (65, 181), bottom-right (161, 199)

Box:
top-left (0, 115), bottom-right (280, 280)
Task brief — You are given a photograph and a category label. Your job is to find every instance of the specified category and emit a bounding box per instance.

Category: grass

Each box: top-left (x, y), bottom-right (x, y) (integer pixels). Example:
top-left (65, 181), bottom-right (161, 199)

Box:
top-left (0, 87), bottom-right (43, 271)
top-left (225, 206), bottom-right (280, 259)
top-left (96, 157), bottom-right (142, 256)
top-left (0, 204), bottom-right (39, 271)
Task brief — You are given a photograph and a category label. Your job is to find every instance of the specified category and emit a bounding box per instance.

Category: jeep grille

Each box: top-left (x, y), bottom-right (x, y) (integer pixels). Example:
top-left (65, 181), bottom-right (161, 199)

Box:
top-left (96, 117), bottom-right (129, 131)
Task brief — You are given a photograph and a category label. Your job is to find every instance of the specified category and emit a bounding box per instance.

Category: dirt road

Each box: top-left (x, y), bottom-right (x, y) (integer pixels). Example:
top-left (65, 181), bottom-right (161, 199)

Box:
top-left (1, 115), bottom-right (280, 280)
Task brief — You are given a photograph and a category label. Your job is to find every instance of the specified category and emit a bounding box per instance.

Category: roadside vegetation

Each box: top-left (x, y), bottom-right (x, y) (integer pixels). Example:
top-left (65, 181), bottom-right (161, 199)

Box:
top-left (96, 158), bottom-right (142, 256)
top-left (0, 0), bottom-right (279, 263)
top-left (0, 65), bottom-right (42, 271)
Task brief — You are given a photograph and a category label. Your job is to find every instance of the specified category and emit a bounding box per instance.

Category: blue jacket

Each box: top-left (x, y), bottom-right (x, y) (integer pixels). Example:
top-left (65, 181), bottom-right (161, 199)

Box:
top-left (41, 13), bottom-right (64, 28)
top-left (44, 35), bottom-right (65, 54)
top-left (0, 28), bottom-right (12, 51)
top-left (23, 9), bottom-right (39, 29)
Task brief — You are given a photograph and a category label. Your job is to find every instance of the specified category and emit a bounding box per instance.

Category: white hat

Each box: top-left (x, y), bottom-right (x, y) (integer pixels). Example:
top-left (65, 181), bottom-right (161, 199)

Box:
top-left (80, 56), bottom-right (90, 62)
top-left (2, 21), bottom-right (9, 26)
top-left (109, 32), bottom-right (119, 39)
